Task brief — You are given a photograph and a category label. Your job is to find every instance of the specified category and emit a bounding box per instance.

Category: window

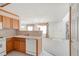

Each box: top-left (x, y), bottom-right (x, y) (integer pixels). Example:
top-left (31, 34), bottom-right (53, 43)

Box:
top-left (37, 25), bottom-right (47, 34)
top-left (36, 24), bottom-right (48, 38)
top-left (27, 26), bottom-right (33, 31)
top-left (20, 23), bottom-right (48, 38)
top-left (20, 25), bottom-right (26, 31)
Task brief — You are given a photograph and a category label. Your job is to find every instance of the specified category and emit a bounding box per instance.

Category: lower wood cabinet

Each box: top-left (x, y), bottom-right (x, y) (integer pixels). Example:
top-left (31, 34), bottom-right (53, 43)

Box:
top-left (6, 37), bottom-right (42, 56)
top-left (14, 38), bottom-right (26, 53)
top-left (6, 38), bottom-right (26, 54)
top-left (6, 38), bottom-right (14, 54)
top-left (19, 39), bottom-right (26, 53)
top-left (14, 39), bottom-right (20, 51)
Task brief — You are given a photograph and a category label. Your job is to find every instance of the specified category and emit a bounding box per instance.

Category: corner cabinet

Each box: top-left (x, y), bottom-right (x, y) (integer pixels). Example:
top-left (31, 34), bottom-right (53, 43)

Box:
top-left (14, 38), bottom-right (26, 53)
top-left (6, 37), bottom-right (26, 54)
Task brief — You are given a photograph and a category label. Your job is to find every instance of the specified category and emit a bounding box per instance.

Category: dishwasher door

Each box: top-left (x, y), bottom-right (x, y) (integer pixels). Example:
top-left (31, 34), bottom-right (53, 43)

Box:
top-left (26, 39), bottom-right (36, 55)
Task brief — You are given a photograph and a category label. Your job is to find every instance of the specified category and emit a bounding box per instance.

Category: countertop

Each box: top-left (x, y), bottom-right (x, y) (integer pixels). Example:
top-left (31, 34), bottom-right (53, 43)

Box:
top-left (6, 35), bottom-right (42, 40)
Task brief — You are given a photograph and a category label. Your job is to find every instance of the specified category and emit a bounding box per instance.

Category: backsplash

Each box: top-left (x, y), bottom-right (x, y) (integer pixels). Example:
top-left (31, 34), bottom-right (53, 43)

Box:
top-left (0, 29), bottom-right (16, 37)
top-left (16, 30), bottom-right (42, 37)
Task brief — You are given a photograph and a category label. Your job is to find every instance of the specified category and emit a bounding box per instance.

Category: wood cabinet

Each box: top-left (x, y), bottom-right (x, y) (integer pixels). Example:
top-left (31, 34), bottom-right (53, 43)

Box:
top-left (14, 38), bottom-right (26, 53)
top-left (6, 37), bottom-right (42, 56)
top-left (6, 38), bottom-right (26, 54)
top-left (14, 39), bottom-right (20, 51)
top-left (0, 15), bottom-right (3, 22)
top-left (13, 19), bottom-right (19, 29)
top-left (6, 38), bottom-right (14, 54)
top-left (0, 15), bottom-right (19, 29)
top-left (3, 16), bottom-right (11, 29)
top-left (20, 39), bottom-right (26, 53)
top-left (19, 39), bottom-right (26, 52)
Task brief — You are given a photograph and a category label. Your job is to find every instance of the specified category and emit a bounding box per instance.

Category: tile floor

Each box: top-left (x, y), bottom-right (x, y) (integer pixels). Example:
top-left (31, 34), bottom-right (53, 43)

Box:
top-left (7, 51), bottom-right (32, 56)
top-left (7, 50), bottom-right (53, 56)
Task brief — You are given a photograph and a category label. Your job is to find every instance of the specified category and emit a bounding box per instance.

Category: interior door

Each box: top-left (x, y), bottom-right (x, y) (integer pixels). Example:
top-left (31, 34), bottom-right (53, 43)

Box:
top-left (70, 4), bottom-right (78, 56)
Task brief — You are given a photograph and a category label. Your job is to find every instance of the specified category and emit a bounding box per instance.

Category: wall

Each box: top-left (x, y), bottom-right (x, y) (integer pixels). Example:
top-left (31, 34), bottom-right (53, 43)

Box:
top-left (43, 12), bottom-right (69, 56)
top-left (48, 21), bottom-right (66, 40)
top-left (43, 38), bottom-right (69, 56)
top-left (48, 12), bottom-right (69, 39)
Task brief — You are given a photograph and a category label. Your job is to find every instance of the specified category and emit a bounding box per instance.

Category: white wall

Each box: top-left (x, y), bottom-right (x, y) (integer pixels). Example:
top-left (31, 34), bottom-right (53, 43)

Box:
top-left (43, 38), bottom-right (69, 56)
top-left (48, 21), bottom-right (66, 40)
top-left (43, 13), bottom-right (69, 56)
top-left (48, 12), bottom-right (69, 40)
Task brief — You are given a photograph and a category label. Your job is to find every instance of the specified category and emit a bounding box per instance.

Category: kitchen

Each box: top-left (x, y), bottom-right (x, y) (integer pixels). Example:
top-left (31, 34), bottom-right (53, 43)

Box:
top-left (0, 3), bottom-right (43, 56)
top-left (0, 3), bottom-right (70, 56)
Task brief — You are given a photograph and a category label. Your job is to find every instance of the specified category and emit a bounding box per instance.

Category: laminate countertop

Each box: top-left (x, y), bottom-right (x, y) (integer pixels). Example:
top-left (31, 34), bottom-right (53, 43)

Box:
top-left (6, 35), bottom-right (42, 40)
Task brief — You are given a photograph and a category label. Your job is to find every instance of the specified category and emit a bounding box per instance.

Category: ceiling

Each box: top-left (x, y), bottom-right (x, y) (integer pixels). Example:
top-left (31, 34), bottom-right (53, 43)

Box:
top-left (0, 3), bottom-right (5, 6)
top-left (0, 3), bottom-right (10, 7)
top-left (4, 3), bottom-right (69, 24)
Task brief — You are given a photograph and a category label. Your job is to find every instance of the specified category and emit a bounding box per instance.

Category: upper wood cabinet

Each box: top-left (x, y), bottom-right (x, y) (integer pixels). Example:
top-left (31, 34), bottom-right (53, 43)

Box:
top-left (13, 19), bottom-right (19, 29)
top-left (0, 15), bottom-right (3, 22)
top-left (0, 15), bottom-right (19, 29)
top-left (3, 16), bottom-right (11, 29)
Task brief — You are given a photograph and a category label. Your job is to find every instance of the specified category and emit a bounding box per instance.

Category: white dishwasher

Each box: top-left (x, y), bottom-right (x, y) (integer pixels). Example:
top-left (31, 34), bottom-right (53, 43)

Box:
top-left (26, 38), bottom-right (36, 56)
top-left (0, 37), bottom-right (6, 56)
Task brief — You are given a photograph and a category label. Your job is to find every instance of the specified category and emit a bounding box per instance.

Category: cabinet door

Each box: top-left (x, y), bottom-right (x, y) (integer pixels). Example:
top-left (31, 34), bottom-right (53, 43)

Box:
top-left (0, 15), bottom-right (3, 29)
top-left (6, 38), bottom-right (14, 54)
top-left (10, 18), bottom-right (13, 29)
top-left (14, 38), bottom-right (25, 52)
top-left (13, 19), bottom-right (19, 29)
top-left (3, 16), bottom-right (11, 29)
top-left (14, 39), bottom-right (20, 51)
top-left (19, 39), bottom-right (26, 53)
top-left (0, 15), bottom-right (2, 22)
